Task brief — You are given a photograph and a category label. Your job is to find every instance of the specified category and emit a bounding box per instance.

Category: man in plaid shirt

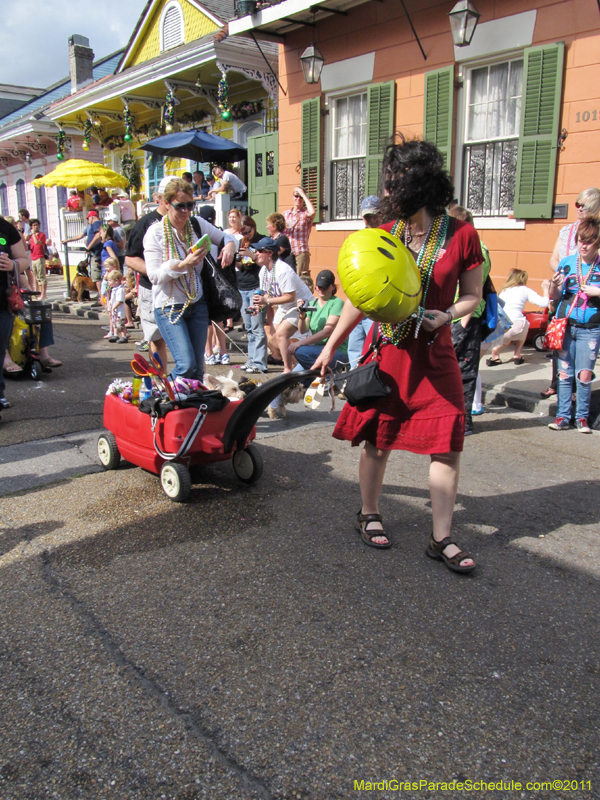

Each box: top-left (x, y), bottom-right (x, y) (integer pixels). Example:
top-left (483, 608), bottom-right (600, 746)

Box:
top-left (283, 186), bottom-right (316, 277)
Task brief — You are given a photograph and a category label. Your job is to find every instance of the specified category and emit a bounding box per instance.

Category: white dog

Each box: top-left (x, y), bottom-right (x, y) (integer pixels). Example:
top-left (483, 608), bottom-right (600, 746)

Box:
top-left (203, 371), bottom-right (244, 399)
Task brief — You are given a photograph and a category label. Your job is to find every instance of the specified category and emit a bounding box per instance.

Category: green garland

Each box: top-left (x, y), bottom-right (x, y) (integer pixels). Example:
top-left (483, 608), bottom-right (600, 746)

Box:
top-left (121, 154), bottom-right (142, 191)
top-left (230, 100), bottom-right (263, 121)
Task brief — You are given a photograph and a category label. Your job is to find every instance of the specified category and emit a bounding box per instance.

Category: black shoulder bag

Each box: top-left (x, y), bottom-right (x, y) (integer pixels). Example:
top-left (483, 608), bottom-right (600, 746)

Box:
top-left (190, 217), bottom-right (243, 322)
top-left (334, 322), bottom-right (391, 407)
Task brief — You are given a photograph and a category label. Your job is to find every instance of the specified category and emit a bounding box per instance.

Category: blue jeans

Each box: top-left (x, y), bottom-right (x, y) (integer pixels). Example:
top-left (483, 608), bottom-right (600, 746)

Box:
top-left (347, 318), bottom-right (375, 368)
top-left (240, 289), bottom-right (268, 369)
top-left (293, 344), bottom-right (347, 379)
top-left (556, 325), bottom-right (600, 421)
top-left (154, 299), bottom-right (209, 381)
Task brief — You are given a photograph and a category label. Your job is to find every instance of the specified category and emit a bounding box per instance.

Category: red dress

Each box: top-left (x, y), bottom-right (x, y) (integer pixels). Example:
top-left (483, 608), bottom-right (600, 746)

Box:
top-left (333, 218), bottom-right (483, 454)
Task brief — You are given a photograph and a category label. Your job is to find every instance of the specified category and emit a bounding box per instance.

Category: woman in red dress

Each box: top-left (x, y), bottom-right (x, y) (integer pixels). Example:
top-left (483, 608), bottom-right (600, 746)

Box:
top-left (314, 139), bottom-right (483, 572)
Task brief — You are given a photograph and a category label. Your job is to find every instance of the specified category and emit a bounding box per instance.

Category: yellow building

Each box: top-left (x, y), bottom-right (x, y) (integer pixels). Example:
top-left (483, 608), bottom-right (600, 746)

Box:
top-left (47, 0), bottom-right (278, 204)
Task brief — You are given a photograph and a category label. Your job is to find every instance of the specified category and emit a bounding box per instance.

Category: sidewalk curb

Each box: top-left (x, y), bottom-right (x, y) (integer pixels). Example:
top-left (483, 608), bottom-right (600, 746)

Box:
top-left (482, 381), bottom-right (556, 415)
top-left (51, 301), bottom-right (101, 320)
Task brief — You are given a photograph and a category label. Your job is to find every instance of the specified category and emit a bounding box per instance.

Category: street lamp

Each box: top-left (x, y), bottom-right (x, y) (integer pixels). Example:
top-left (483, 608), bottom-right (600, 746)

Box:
top-left (448, 0), bottom-right (481, 47)
top-left (300, 43), bottom-right (325, 84)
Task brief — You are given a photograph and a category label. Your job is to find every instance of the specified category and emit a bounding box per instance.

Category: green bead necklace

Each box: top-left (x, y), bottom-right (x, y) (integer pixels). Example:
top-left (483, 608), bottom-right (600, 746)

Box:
top-left (161, 215), bottom-right (199, 324)
top-left (379, 214), bottom-right (449, 346)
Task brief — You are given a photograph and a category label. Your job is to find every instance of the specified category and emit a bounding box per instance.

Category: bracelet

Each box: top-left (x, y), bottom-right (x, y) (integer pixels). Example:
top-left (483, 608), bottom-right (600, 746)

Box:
top-left (445, 310), bottom-right (453, 325)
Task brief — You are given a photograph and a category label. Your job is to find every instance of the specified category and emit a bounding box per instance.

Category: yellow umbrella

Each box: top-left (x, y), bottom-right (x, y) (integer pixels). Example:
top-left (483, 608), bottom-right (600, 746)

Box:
top-left (33, 158), bottom-right (129, 190)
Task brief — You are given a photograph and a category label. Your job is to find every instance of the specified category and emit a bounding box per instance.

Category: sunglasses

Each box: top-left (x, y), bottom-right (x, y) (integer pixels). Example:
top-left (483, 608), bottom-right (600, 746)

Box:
top-left (172, 202), bottom-right (195, 212)
top-left (575, 202), bottom-right (589, 210)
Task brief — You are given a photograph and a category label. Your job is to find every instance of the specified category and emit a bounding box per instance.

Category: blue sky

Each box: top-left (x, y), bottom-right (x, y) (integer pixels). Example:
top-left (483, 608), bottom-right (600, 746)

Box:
top-left (2, 0), bottom-right (149, 89)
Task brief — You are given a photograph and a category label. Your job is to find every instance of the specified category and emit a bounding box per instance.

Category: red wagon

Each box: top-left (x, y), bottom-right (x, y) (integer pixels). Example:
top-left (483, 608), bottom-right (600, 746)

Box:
top-left (97, 369), bottom-right (318, 502)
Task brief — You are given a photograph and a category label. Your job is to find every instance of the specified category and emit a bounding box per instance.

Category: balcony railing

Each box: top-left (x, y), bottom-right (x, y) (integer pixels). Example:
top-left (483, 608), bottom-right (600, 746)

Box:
top-left (331, 157), bottom-right (365, 221)
top-left (463, 139), bottom-right (518, 217)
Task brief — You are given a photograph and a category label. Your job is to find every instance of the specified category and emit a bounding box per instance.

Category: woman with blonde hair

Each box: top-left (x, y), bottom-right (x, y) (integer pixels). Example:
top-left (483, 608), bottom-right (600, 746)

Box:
top-left (143, 178), bottom-right (237, 380)
top-left (487, 269), bottom-right (550, 366)
top-left (550, 187), bottom-right (600, 270)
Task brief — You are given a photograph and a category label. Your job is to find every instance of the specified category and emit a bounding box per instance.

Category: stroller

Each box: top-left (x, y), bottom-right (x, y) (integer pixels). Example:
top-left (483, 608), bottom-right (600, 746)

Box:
top-left (8, 290), bottom-right (53, 380)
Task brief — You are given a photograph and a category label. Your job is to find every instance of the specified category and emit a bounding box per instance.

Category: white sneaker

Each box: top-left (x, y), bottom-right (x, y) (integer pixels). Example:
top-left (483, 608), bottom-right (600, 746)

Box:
top-left (220, 353), bottom-right (230, 365)
top-left (205, 354), bottom-right (219, 366)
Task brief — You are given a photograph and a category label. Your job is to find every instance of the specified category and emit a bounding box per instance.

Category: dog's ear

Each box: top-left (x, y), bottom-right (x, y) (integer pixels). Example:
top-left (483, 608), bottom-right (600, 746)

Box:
top-left (203, 374), bottom-right (218, 390)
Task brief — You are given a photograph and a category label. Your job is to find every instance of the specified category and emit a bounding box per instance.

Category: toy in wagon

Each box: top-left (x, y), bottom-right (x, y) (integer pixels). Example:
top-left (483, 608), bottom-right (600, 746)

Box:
top-left (98, 353), bottom-right (321, 502)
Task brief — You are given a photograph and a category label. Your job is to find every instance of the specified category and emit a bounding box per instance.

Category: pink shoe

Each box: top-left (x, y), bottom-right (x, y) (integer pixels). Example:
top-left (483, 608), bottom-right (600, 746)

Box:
top-left (103, 333), bottom-right (114, 339)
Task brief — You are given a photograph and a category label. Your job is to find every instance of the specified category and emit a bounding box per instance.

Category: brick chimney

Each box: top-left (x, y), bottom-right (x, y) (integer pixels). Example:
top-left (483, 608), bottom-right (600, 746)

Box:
top-left (68, 35), bottom-right (94, 94)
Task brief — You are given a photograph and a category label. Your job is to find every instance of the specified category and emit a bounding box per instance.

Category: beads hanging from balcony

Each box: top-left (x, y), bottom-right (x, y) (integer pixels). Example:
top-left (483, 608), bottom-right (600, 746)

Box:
top-left (164, 91), bottom-right (176, 134)
top-left (218, 68), bottom-right (231, 121)
top-left (56, 129), bottom-right (66, 160)
top-left (124, 107), bottom-right (134, 143)
top-left (82, 119), bottom-right (92, 151)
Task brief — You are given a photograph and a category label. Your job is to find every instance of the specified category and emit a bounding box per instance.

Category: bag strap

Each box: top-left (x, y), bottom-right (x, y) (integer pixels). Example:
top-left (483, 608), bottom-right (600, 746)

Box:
top-left (357, 320), bottom-right (382, 366)
top-left (151, 404), bottom-right (208, 461)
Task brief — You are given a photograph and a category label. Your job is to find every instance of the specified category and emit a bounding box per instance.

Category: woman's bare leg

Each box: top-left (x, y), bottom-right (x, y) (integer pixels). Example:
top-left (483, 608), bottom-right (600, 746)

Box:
top-left (358, 442), bottom-right (391, 545)
top-left (275, 320), bottom-right (298, 371)
top-left (429, 451), bottom-right (474, 567)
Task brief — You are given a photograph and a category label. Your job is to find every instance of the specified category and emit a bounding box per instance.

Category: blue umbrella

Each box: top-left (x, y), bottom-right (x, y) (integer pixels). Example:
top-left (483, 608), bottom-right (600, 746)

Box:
top-left (140, 130), bottom-right (247, 162)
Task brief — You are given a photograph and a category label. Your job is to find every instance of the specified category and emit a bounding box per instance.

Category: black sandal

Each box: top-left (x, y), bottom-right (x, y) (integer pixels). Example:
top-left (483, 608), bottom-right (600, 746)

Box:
top-left (426, 534), bottom-right (475, 573)
top-left (356, 510), bottom-right (392, 549)
top-left (485, 358), bottom-right (502, 367)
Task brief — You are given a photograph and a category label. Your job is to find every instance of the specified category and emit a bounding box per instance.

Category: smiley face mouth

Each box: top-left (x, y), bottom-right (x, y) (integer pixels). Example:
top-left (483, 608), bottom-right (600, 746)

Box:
top-left (382, 275), bottom-right (421, 298)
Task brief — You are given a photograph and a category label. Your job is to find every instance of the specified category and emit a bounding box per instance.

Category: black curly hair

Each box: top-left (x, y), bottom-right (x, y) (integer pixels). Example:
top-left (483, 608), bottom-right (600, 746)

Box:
top-left (379, 135), bottom-right (455, 222)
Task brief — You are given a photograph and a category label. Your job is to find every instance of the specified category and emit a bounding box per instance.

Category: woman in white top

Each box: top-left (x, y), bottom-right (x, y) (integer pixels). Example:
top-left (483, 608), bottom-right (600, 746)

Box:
top-left (143, 178), bottom-right (237, 381)
top-left (549, 187), bottom-right (600, 271)
top-left (487, 269), bottom-right (550, 366)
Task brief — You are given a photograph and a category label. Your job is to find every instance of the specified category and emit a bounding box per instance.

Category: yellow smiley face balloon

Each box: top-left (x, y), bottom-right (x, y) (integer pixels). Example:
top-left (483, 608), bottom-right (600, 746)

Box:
top-left (337, 228), bottom-right (422, 323)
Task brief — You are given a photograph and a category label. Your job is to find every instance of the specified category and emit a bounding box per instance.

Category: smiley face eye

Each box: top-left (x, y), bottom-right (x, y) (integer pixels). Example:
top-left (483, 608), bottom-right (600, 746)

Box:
top-left (377, 247), bottom-right (394, 260)
top-left (379, 235), bottom-right (397, 248)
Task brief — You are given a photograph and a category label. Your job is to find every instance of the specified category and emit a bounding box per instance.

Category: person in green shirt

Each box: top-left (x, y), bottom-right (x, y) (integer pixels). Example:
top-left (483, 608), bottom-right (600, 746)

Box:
top-left (289, 269), bottom-right (348, 374)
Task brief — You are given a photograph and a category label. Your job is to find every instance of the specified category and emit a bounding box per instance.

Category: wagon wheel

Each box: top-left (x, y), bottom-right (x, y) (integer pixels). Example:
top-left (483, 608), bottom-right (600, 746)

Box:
top-left (160, 462), bottom-right (192, 502)
top-left (232, 444), bottom-right (264, 484)
top-left (97, 432), bottom-right (121, 470)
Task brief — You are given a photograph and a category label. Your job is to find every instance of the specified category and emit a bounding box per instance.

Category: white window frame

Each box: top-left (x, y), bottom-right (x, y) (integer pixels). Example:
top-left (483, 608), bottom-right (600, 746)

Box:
top-left (323, 85), bottom-right (369, 225)
top-left (454, 50), bottom-right (526, 228)
top-left (159, 0), bottom-right (185, 52)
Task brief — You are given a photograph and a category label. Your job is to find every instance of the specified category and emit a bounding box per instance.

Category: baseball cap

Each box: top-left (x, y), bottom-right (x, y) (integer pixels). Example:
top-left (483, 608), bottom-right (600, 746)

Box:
top-left (361, 195), bottom-right (380, 217)
top-left (110, 188), bottom-right (121, 195)
top-left (87, 210), bottom-right (99, 218)
top-left (156, 176), bottom-right (175, 195)
top-left (198, 205), bottom-right (216, 224)
top-left (315, 269), bottom-right (336, 288)
top-left (105, 213), bottom-right (119, 222)
top-left (253, 237), bottom-right (280, 255)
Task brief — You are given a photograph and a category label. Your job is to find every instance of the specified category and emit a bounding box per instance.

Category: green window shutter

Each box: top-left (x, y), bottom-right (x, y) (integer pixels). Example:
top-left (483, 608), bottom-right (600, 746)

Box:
top-left (301, 97), bottom-right (321, 219)
top-left (513, 42), bottom-right (564, 219)
top-left (365, 80), bottom-right (396, 196)
top-left (423, 66), bottom-right (454, 172)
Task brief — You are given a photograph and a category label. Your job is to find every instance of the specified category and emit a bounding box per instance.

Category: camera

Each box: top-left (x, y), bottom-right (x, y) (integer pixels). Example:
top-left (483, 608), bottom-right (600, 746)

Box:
top-left (245, 306), bottom-right (258, 315)
top-left (299, 302), bottom-right (317, 313)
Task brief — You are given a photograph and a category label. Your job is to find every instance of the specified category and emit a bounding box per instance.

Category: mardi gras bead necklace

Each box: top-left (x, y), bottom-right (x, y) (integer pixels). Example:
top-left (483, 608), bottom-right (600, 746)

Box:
top-left (162, 215), bottom-right (200, 324)
top-left (379, 214), bottom-right (449, 345)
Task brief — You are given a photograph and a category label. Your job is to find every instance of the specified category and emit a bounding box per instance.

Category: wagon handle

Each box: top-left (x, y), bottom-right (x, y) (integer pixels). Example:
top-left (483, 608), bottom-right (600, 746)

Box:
top-left (222, 369), bottom-right (320, 454)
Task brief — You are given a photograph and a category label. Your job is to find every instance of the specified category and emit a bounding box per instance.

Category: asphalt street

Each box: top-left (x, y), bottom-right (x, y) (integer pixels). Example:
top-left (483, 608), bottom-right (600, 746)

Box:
top-left (1, 309), bottom-right (600, 800)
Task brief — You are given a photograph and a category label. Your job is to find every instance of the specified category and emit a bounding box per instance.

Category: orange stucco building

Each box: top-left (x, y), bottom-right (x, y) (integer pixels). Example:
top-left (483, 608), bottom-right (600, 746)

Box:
top-left (231, 0), bottom-right (600, 296)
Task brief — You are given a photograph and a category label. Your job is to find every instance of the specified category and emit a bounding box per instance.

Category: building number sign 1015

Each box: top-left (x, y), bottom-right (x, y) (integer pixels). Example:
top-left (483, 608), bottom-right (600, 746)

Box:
top-left (575, 110), bottom-right (599, 122)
